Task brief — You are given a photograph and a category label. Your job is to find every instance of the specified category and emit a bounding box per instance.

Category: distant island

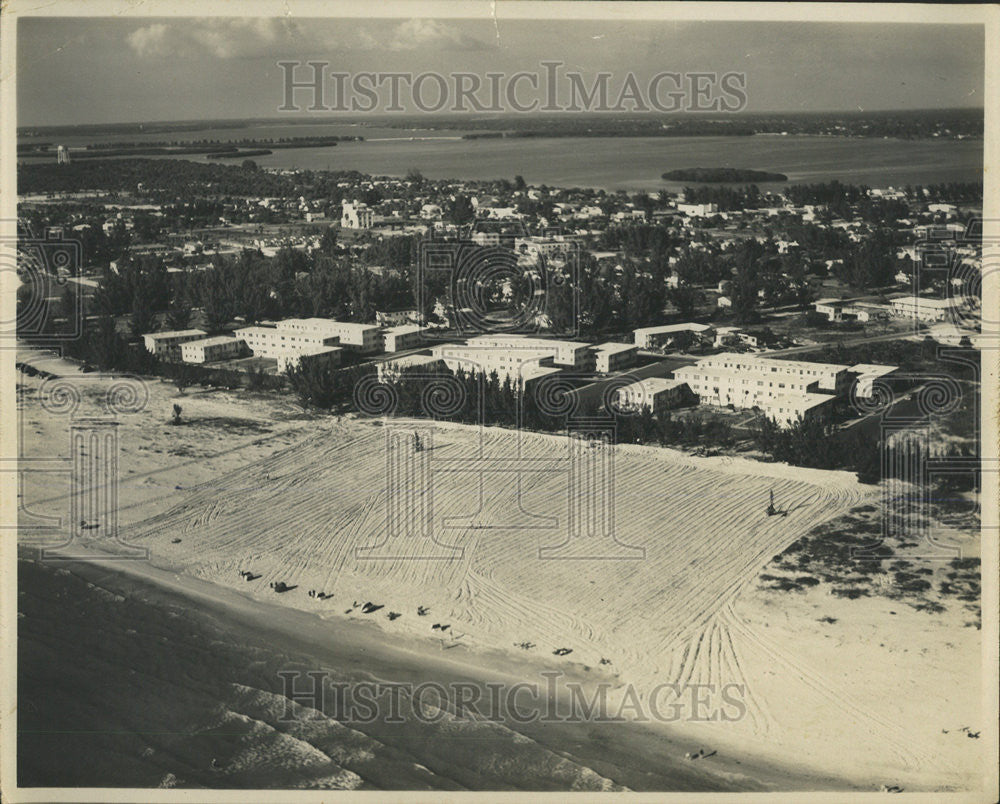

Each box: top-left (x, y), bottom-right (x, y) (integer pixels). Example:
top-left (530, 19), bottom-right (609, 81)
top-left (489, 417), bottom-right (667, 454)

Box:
top-left (662, 167), bottom-right (788, 183)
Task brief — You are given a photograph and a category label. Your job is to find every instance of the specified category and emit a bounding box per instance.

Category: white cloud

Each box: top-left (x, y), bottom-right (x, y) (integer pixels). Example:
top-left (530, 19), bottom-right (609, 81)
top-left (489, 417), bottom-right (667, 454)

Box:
top-left (381, 19), bottom-right (489, 52)
top-left (126, 23), bottom-right (171, 58)
top-left (126, 18), bottom-right (489, 59)
top-left (127, 19), bottom-right (296, 59)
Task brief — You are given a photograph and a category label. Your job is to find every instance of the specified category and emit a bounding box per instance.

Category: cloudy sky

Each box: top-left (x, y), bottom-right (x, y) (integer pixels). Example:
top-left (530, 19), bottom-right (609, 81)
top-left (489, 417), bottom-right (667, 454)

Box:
top-left (17, 17), bottom-right (985, 126)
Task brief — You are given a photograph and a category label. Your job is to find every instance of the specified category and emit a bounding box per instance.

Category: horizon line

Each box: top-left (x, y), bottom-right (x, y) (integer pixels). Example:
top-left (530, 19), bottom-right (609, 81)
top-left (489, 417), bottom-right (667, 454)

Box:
top-left (17, 106), bottom-right (986, 133)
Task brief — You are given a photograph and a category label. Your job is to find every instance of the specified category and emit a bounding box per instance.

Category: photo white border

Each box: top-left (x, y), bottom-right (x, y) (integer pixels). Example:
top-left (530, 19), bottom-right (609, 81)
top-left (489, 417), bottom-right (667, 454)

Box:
top-left (1, 2), bottom-right (996, 802)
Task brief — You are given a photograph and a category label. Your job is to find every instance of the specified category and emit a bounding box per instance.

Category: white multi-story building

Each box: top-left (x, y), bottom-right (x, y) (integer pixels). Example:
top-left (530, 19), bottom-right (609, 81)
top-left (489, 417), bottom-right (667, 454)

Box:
top-left (234, 325), bottom-right (340, 358)
top-left (673, 353), bottom-right (852, 425)
top-left (889, 296), bottom-right (963, 322)
top-left (376, 308), bottom-right (422, 327)
top-left (761, 394), bottom-right (836, 427)
top-left (381, 325), bottom-right (425, 352)
top-left (848, 364), bottom-right (899, 401)
top-left (277, 318), bottom-right (382, 353)
top-left (593, 342), bottom-right (638, 373)
top-left (341, 202), bottom-right (375, 229)
top-left (143, 329), bottom-right (208, 361)
top-left (464, 334), bottom-right (595, 371)
top-left (634, 323), bottom-right (715, 350)
top-left (276, 347), bottom-right (342, 373)
top-left (613, 378), bottom-right (690, 415)
top-left (676, 202), bottom-right (719, 217)
top-left (430, 343), bottom-right (554, 380)
top-left (376, 354), bottom-right (448, 382)
top-left (180, 336), bottom-right (245, 364)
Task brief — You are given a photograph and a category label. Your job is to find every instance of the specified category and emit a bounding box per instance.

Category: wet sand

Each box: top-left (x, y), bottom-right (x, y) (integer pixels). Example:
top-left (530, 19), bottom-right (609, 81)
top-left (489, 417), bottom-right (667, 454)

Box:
top-left (18, 549), bottom-right (853, 792)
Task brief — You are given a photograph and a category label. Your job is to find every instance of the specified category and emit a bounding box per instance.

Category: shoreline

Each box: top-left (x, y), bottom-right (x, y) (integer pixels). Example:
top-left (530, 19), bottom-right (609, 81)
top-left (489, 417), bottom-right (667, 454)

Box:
top-left (19, 546), bottom-right (857, 792)
top-left (14, 347), bottom-right (981, 792)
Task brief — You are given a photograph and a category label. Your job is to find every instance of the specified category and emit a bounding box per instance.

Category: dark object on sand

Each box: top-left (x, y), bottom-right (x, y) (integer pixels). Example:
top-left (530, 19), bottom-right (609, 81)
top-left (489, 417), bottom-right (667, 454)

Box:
top-left (172, 403), bottom-right (183, 425)
top-left (685, 748), bottom-right (715, 760)
top-left (361, 601), bottom-right (383, 614)
top-left (515, 641), bottom-right (535, 650)
top-left (387, 611), bottom-right (401, 620)
top-left (599, 657), bottom-right (611, 665)
top-left (270, 581), bottom-right (293, 593)
top-left (417, 606), bottom-right (429, 616)
top-left (553, 647), bottom-right (572, 656)
top-left (766, 489), bottom-right (788, 517)
top-left (171, 538), bottom-right (182, 544)
top-left (431, 623), bottom-right (450, 631)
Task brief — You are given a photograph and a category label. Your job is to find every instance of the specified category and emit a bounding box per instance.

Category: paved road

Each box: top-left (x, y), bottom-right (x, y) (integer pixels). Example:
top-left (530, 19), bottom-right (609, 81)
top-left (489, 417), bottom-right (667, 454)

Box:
top-left (763, 330), bottom-right (921, 357)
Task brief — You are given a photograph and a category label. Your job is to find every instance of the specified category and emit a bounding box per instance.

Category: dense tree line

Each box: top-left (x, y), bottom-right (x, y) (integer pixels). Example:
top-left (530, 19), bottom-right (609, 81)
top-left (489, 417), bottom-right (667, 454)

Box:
top-left (18, 159), bottom-right (369, 201)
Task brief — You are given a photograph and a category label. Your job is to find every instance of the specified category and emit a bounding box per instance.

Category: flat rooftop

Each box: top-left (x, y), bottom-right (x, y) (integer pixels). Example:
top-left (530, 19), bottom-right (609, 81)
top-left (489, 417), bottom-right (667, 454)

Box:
top-left (849, 363), bottom-right (899, 377)
top-left (621, 377), bottom-right (689, 393)
top-left (145, 329), bottom-right (206, 339)
top-left (184, 336), bottom-right (240, 348)
top-left (696, 353), bottom-right (852, 373)
top-left (765, 393), bottom-right (836, 411)
top-left (594, 342), bottom-right (638, 354)
top-left (634, 323), bottom-right (714, 335)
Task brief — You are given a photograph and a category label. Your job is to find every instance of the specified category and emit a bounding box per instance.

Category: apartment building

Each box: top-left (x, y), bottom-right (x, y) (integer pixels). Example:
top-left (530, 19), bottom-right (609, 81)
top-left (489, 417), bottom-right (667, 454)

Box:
top-left (848, 363), bottom-right (899, 400)
top-left (375, 308), bottom-right (422, 327)
top-left (341, 201), bottom-right (374, 229)
top-left (672, 353), bottom-right (852, 425)
top-left (142, 329), bottom-right (208, 361)
top-left (430, 343), bottom-right (555, 380)
top-left (180, 336), bottom-right (245, 364)
top-left (633, 323), bottom-right (715, 350)
top-left (613, 378), bottom-right (691, 415)
top-left (276, 346), bottom-right (342, 373)
top-left (376, 354), bottom-right (448, 382)
top-left (381, 325), bottom-right (425, 353)
top-left (277, 318), bottom-right (382, 353)
top-left (234, 325), bottom-right (340, 358)
top-left (593, 342), bottom-right (638, 373)
top-left (889, 296), bottom-right (964, 322)
top-left (762, 394), bottom-right (836, 427)
top-left (464, 334), bottom-right (595, 371)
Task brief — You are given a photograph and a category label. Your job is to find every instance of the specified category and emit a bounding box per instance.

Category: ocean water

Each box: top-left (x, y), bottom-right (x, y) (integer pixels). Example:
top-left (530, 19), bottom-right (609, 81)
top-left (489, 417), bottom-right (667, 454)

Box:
top-left (246, 134), bottom-right (984, 191)
top-left (17, 556), bottom-right (771, 792)
top-left (19, 126), bottom-right (983, 192)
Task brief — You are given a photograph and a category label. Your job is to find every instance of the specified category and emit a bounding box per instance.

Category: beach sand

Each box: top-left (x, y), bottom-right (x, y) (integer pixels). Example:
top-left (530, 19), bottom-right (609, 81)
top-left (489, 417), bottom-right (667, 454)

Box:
top-left (14, 349), bottom-right (985, 791)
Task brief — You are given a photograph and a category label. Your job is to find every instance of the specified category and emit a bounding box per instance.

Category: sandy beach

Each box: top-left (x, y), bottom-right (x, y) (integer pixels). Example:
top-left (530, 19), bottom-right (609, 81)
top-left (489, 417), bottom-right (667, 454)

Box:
top-left (15, 348), bottom-right (985, 791)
